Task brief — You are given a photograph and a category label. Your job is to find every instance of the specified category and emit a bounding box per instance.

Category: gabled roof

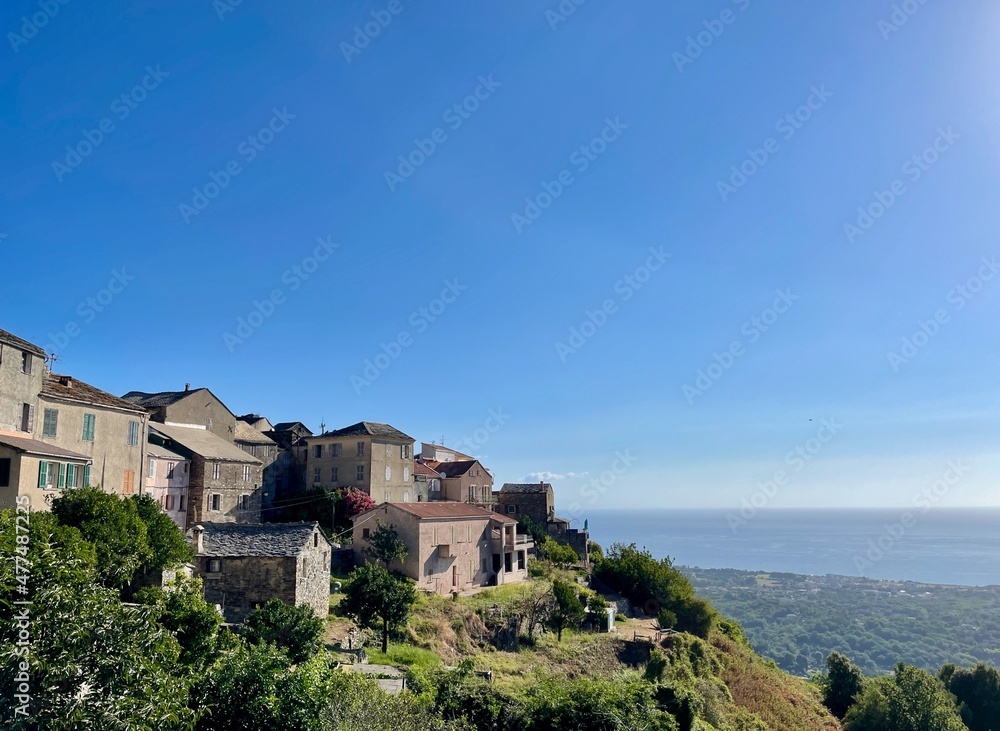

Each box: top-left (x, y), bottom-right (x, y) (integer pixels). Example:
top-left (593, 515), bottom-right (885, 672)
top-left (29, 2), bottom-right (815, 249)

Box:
top-left (500, 482), bottom-right (553, 494)
top-left (359, 501), bottom-right (514, 523)
top-left (0, 431), bottom-right (91, 461)
top-left (0, 328), bottom-right (45, 356)
top-left (146, 442), bottom-right (187, 461)
top-left (42, 374), bottom-right (146, 413)
top-left (190, 522), bottom-right (327, 557)
top-left (316, 421), bottom-right (413, 441)
top-left (435, 460), bottom-right (479, 478)
top-left (413, 461), bottom-right (440, 478)
top-left (271, 421), bottom-right (312, 434)
top-left (234, 421), bottom-right (277, 446)
top-left (150, 423), bottom-right (260, 464)
top-left (122, 388), bottom-right (237, 419)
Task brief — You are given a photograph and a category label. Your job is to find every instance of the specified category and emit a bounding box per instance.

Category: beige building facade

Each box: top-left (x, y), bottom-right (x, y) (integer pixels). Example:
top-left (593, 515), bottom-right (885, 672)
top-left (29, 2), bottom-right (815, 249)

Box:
top-left (305, 421), bottom-right (415, 503)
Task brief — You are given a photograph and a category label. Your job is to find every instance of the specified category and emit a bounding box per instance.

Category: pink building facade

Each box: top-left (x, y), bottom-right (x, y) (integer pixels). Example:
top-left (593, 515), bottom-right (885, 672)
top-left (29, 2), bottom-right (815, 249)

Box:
top-left (145, 443), bottom-right (190, 529)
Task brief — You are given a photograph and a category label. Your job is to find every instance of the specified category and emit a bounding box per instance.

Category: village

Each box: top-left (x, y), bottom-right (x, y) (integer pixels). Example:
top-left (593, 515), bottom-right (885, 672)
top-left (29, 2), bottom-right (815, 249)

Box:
top-left (0, 325), bottom-right (592, 623)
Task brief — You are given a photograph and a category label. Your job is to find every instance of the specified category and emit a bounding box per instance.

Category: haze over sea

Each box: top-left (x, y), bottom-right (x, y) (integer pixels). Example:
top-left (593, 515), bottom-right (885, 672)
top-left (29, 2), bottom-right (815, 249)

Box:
top-left (586, 509), bottom-right (1000, 587)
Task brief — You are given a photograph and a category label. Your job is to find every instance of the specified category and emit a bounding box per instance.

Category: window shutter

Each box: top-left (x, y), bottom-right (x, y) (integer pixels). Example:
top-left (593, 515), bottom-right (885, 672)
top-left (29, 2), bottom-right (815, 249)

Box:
top-left (38, 461), bottom-right (47, 488)
top-left (26, 405), bottom-right (34, 433)
top-left (57, 463), bottom-right (66, 489)
top-left (83, 465), bottom-right (90, 487)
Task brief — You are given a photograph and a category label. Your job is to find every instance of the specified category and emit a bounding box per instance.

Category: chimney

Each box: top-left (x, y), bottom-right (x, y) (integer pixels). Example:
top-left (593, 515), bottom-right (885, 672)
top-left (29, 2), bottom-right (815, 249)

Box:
top-left (59, 376), bottom-right (72, 388)
top-left (192, 524), bottom-right (204, 553)
top-left (184, 383), bottom-right (190, 392)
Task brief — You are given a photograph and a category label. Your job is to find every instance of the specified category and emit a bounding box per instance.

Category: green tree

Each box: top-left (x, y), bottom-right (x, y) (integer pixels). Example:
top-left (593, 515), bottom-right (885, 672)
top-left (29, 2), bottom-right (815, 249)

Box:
top-left (540, 537), bottom-right (579, 567)
top-left (843, 663), bottom-right (967, 731)
top-left (135, 576), bottom-right (223, 667)
top-left (362, 521), bottom-right (408, 571)
top-left (131, 494), bottom-right (194, 575)
top-left (656, 608), bottom-right (678, 630)
top-left (339, 564), bottom-right (416, 653)
top-left (822, 652), bottom-right (866, 719)
top-left (549, 579), bottom-right (585, 641)
top-left (243, 598), bottom-right (325, 664)
top-left (940, 662), bottom-right (1000, 731)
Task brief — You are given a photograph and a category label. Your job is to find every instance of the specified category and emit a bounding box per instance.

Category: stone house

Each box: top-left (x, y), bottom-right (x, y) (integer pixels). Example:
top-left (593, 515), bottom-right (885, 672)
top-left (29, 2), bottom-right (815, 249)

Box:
top-left (305, 422), bottom-right (415, 503)
top-left (122, 386), bottom-right (238, 443)
top-left (145, 442), bottom-right (190, 529)
top-left (149, 423), bottom-right (262, 525)
top-left (352, 502), bottom-right (532, 595)
top-left (237, 413), bottom-right (273, 432)
top-left (37, 373), bottom-right (149, 496)
top-left (497, 482), bottom-right (555, 526)
top-left (234, 421), bottom-right (279, 509)
top-left (189, 521), bottom-right (331, 623)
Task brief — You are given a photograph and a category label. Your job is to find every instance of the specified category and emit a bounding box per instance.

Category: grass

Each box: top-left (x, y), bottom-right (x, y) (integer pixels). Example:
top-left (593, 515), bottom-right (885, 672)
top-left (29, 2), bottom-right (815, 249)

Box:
top-left (366, 643), bottom-right (442, 671)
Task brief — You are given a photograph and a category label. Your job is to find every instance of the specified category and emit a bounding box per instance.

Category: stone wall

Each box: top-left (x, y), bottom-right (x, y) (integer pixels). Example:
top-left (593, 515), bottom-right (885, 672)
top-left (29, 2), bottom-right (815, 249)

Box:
top-left (197, 555), bottom-right (296, 623)
top-left (295, 528), bottom-right (332, 618)
top-left (188, 458), bottom-right (262, 525)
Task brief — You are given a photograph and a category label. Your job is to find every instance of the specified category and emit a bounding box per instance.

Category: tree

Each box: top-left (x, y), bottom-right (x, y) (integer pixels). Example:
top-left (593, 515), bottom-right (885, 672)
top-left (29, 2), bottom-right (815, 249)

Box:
top-left (512, 583), bottom-right (553, 640)
top-left (135, 576), bottom-right (223, 667)
top-left (243, 599), bottom-right (324, 664)
top-left (362, 521), bottom-right (407, 571)
top-left (549, 579), bottom-right (585, 641)
top-left (540, 537), bottom-right (579, 567)
top-left (656, 608), bottom-right (677, 631)
top-left (822, 652), bottom-right (866, 719)
top-left (342, 488), bottom-right (375, 518)
top-left (339, 564), bottom-right (416, 653)
top-left (843, 663), bottom-right (967, 731)
top-left (131, 494), bottom-right (194, 575)
top-left (940, 662), bottom-right (1000, 731)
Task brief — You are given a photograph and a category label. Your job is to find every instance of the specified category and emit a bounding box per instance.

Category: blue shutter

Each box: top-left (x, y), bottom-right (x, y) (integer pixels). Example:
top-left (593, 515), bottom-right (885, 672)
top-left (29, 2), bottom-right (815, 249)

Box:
top-left (57, 463), bottom-right (66, 489)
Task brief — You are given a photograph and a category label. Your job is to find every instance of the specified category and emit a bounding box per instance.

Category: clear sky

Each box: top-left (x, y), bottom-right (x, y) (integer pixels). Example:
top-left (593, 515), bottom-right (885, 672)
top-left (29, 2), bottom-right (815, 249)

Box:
top-left (3, 0), bottom-right (999, 513)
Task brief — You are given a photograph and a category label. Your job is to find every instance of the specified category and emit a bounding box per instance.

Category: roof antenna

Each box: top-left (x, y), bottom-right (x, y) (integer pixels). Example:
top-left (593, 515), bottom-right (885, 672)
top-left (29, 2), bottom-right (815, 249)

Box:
top-left (320, 419), bottom-right (326, 434)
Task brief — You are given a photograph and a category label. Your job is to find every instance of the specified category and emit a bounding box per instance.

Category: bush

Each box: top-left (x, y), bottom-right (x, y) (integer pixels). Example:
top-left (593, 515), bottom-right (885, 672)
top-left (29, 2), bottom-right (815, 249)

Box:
top-left (242, 599), bottom-right (324, 664)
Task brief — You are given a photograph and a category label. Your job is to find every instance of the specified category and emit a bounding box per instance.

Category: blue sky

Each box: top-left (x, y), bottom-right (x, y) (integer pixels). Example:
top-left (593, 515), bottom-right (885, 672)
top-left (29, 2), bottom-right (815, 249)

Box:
top-left (3, 0), bottom-right (1000, 513)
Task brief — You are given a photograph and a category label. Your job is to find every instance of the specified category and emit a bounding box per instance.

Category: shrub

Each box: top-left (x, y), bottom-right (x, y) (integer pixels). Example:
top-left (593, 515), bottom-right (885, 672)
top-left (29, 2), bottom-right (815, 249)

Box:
top-left (242, 599), bottom-right (324, 664)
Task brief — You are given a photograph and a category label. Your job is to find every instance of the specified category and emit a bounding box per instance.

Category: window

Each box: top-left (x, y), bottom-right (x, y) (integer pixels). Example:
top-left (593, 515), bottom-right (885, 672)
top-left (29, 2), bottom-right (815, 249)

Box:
top-left (207, 559), bottom-right (221, 573)
top-left (314, 532), bottom-right (319, 547)
top-left (42, 408), bottom-right (58, 438)
top-left (356, 465), bottom-right (364, 481)
top-left (356, 441), bottom-right (365, 457)
top-left (179, 495), bottom-right (185, 510)
top-left (518, 551), bottom-right (526, 570)
top-left (385, 444), bottom-right (392, 458)
top-left (314, 444), bottom-right (323, 458)
top-left (83, 465), bottom-right (90, 487)
top-left (184, 462), bottom-right (188, 473)
top-left (206, 418), bottom-right (213, 431)
top-left (362, 528), bottom-right (370, 540)
top-left (213, 462), bottom-right (221, 480)
top-left (82, 413), bottom-right (95, 441)
top-left (37, 461), bottom-right (51, 489)
top-left (384, 491), bottom-right (390, 502)
top-left (21, 352), bottom-right (32, 374)
top-left (402, 444), bottom-right (411, 459)
top-left (148, 459), bottom-right (156, 479)
top-left (403, 467), bottom-right (409, 481)
top-left (330, 467), bottom-right (338, 482)
top-left (331, 443), bottom-right (342, 457)
top-left (239, 494), bottom-right (249, 511)
top-left (165, 495), bottom-right (174, 511)
top-left (210, 494), bottom-right (221, 511)
top-left (403, 491), bottom-right (410, 502)
top-left (242, 465), bottom-right (251, 481)
top-left (0, 458), bottom-right (10, 488)
top-left (167, 462), bottom-right (175, 479)
top-left (127, 421), bottom-right (140, 446)
top-left (507, 504), bottom-right (516, 514)
top-left (65, 464), bottom-right (77, 489)
top-left (122, 470), bottom-right (135, 495)
top-left (20, 403), bottom-right (33, 433)
top-left (385, 466), bottom-right (391, 481)
top-left (313, 467), bottom-right (321, 483)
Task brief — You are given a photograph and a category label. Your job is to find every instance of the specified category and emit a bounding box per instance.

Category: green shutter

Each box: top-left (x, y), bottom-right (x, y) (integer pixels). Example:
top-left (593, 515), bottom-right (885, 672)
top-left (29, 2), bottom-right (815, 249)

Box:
top-left (65, 464), bottom-right (75, 489)
top-left (57, 463), bottom-right (66, 489)
top-left (82, 414), bottom-right (95, 441)
top-left (83, 465), bottom-right (91, 488)
top-left (38, 461), bottom-right (48, 488)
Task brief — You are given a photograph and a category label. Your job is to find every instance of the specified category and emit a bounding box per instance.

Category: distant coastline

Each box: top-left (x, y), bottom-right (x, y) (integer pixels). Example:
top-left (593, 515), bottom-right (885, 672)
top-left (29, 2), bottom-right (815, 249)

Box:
top-left (585, 507), bottom-right (1000, 587)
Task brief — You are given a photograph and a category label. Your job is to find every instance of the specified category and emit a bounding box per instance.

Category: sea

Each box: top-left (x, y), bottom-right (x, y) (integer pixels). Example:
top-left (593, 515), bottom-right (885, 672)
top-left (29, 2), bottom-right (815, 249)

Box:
top-left (585, 508), bottom-right (1000, 587)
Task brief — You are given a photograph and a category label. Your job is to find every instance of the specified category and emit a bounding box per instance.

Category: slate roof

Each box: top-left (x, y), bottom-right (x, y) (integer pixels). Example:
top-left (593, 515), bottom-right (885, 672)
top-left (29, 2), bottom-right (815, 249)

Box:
top-left (435, 460), bottom-right (478, 478)
top-left (500, 483), bottom-right (553, 494)
top-left (190, 522), bottom-right (326, 557)
top-left (0, 431), bottom-right (91, 461)
top-left (0, 328), bottom-right (45, 356)
top-left (317, 421), bottom-right (413, 441)
top-left (271, 421), bottom-right (312, 434)
top-left (146, 442), bottom-right (187, 461)
top-left (42, 374), bottom-right (146, 413)
top-left (122, 389), bottom-right (206, 409)
top-left (150, 423), bottom-right (260, 464)
top-left (234, 421), bottom-right (277, 446)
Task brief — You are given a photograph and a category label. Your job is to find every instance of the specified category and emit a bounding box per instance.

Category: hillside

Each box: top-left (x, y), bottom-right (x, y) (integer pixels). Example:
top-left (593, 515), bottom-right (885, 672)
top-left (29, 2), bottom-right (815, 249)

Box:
top-left (684, 567), bottom-right (1000, 676)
